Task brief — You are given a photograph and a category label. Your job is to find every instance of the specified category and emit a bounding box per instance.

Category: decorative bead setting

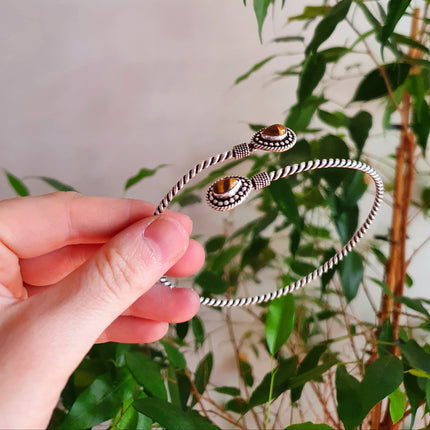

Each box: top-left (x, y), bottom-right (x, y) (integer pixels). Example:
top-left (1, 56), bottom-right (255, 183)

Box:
top-left (206, 176), bottom-right (252, 211)
top-left (252, 123), bottom-right (296, 152)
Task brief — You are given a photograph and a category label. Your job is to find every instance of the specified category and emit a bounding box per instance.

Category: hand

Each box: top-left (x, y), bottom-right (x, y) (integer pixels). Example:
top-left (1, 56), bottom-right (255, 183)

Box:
top-left (0, 192), bottom-right (205, 429)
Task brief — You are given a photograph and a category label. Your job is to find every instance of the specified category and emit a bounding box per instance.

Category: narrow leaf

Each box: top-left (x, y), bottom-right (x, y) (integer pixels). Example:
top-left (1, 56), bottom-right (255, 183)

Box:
top-left (191, 316), bottom-right (205, 348)
top-left (297, 53), bottom-right (327, 102)
top-left (265, 293), bottom-right (295, 355)
top-left (5, 171), bottom-right (29, 196)
top-left (380, 0), bottom-right (412, 46)
top-left (285, 423), bottom-right (334, 430)
top-left (338, 251), bottom-right (364, 302)
top-left (235, 56), bottom-right (275, 85)
top-left (306, 0), bottom-right (352, 54)
top-left (124, 164), bottom-right (167, 191)
top-left (253, 0), bottom-right (273, 42)
top-left (194, 353), bottom-right (213, 395)
top-left (37, 176), bottom-right (76, 191)
top-left (336, 366), bottom-right (362, 430)
top-left (161, 340), bottom-right (186, 370)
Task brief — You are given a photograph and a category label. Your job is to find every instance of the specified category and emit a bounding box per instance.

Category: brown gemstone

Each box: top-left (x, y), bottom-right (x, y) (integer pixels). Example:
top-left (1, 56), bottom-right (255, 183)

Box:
top-left (213, 178), bottom-right (240, 196)
top-left (261, 124), bottom-right (287, 141)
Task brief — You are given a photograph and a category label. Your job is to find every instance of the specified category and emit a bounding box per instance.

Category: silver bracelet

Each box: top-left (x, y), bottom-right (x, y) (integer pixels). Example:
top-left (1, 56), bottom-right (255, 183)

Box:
top-left (154, 124), bottom-right (384, 307)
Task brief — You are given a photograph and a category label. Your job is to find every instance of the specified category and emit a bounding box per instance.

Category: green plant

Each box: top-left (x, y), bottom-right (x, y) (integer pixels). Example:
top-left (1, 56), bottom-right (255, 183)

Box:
top-left (5, 1), bottom-right (430, 429)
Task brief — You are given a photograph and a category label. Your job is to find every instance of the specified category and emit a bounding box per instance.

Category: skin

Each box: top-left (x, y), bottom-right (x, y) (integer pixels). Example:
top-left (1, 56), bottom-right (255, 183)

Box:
top-left (0, 192), bottom-right (205, 429)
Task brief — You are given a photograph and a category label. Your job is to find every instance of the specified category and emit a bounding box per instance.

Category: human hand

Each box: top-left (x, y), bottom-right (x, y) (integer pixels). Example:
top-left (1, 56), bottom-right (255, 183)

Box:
top-left (0, 192), bottom-right (205, 429)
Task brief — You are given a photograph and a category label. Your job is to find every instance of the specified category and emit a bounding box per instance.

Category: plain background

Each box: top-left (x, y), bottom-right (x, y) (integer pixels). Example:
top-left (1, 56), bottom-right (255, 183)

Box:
top-left (0, 0), bottom-right (429, 423)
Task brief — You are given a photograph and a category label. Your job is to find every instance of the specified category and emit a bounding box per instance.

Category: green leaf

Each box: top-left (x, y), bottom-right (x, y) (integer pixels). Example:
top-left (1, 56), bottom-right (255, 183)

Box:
top-left (239, 357), bottom-right (254, 387)
top-left (195, 270), bottom-right (229, 295)
top-left (269, 178), bottom-right (300, 227)
top-left (388, 387), bottom-right (406, 424)
top-left (348, 111), bottom-right (372, 156)
top-left (412, 100), bottom-right (430, 154)
top-left (214, 386), bottom-right (241, 396)
top-left (205, 235), bottom-right (226, 253)
top-left (58, 372), bottom-right (128, 429)
top-left (288, 357), bottom-right (337, 390)
top-left (380, 0), bottom-right (412, 47)
top-left (194, 352), bottom-right (213, 395)
top-left (212, 246), bottom-right (242, 272)
top-left (338, 251), bottom-right (363, 302)
top-left (337, 356), bottom-right (403, 430)
top-left (297, 53), bottom-right (327, 102)
top-left (342, 171), bottom-right (367, 208)
top-left (161, 340), bottom-right (186, 370)
top-left (285, 423), bottom-right (334, 430)
top-left (224, 397), bottom-right (249, 413)
top-left (353, 63), bottom-right (411, 102)
top-left (319, 46), bottom-right (350, 63)
top-left (404, 370), bottom-right (425, 423)
top-left (288, 6), bottom-right (331, 22)
top-left (288, 260), bottom-right (316, 277)
top-left (235, 55), bottom-right (275, 85)
top-left (394, 296), bottom-right (430, 317)
top-left (111, 395), bottom-right (152, 430)
top-left (286, 96), bottom-right (326, 132)
top-left (191, 315), bottom-right (205, 348)
top-left (5, 171), bottom-right (29, 196)
top-left (133, 397), bottom-right (220, 430)
top-left (272, 36), bottom-right (304, 43)
top-left (317, 109), bottom-right (348, 128)
top-left (253, 0), bottom-right (274, 42)
top-left (360, 355), bottom-right (403, 413)
top-left (36, 176), bottom-right (76, 191)
top-left (398, 339), bottom-right (430, 374)
top-left (125, 351), bottom-right (167, 400)
top-left (241, 236), bottom-right (275, 273)
top-left (249, 356), bottom-right (298, 406)
top-left (291, 343), bottom-right (327, 402)
top-left (336, 366), bottom-right (362, 430)
top-left (175, 321), bottom-right (189, 340)
top-left (391, 33), bottom-right (429, 54)
top-left (265, 293), bottom-right (295, 355)
top-left (124, 164), bottom-right (167, 191)
top-left (306, 0), bottom-right (352, 54)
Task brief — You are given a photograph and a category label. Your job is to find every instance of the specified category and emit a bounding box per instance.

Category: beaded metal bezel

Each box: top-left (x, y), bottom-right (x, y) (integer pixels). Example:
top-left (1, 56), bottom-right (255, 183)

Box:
top-left (206, 176), bottom-right (253, 212)
top-left (251, 126), bottom-right (296, 152)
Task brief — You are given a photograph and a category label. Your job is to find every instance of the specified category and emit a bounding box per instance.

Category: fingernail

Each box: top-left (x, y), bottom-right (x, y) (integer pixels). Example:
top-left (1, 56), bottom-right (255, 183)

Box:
top-left (144, 216), bottom-right (189, 262)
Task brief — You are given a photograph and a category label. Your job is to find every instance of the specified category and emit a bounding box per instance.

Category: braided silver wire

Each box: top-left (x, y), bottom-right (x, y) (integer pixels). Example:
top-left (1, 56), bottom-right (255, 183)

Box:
top-left (154, 139), bottom-right (383, 307)
top-left (199, 158), bottom-right (383, 307)
top-left (154, 149), bottom-right (236, 216)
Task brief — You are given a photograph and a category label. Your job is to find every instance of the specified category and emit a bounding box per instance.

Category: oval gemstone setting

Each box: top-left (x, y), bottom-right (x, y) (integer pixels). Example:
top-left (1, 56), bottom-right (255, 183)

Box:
top-left (261, 124), bottom-right (287, 141)
top-left (213, 177), bottom-right (241, 197)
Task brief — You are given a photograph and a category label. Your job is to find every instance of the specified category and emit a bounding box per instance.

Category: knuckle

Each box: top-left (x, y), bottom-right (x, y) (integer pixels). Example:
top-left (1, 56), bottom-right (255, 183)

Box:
top-left (93, 246), bottom-right (138, 299)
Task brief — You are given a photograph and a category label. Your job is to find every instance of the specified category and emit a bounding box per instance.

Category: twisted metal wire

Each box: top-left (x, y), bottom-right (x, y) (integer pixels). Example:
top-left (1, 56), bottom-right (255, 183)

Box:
top-left (154, 149), bottom-right (236, 215)
top-left (155, 148), bottom-right (384, 307)
top-left (199, 158), bottom-right (383, 307)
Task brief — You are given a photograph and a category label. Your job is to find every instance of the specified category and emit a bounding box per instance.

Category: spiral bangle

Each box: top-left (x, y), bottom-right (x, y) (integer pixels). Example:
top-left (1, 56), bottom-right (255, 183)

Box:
top-left (155, 124), bottom-right (384, 308)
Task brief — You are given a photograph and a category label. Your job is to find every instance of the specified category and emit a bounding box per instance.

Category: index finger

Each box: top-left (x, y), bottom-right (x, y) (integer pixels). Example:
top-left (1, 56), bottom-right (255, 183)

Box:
top-left (0, 192), bottom-right (192, 258)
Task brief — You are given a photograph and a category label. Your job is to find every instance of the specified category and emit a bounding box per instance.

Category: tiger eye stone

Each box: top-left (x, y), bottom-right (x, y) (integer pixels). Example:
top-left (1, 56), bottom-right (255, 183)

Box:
top-left (261, 124), bottom-right (287, 141)
top-left (213, 178), bottom-right (239, 196)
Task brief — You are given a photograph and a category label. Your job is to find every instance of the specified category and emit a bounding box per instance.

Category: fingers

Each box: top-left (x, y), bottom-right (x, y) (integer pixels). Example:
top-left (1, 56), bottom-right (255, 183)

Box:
top-left (0, 192), bottom-right (195, 297)
top-left (19, 239), bottom-right (205, 286)
top-left (96, 316), bottom-right (169, 344)
top-left (123, 284), bottom-right (200, 322)
top-left (0, 192), bottom-right (192, 258)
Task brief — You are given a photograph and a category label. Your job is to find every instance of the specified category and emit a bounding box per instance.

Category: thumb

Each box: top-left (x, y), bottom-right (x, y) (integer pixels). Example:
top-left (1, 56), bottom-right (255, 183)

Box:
top-left (62, 214), bottom-right (190, 338)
